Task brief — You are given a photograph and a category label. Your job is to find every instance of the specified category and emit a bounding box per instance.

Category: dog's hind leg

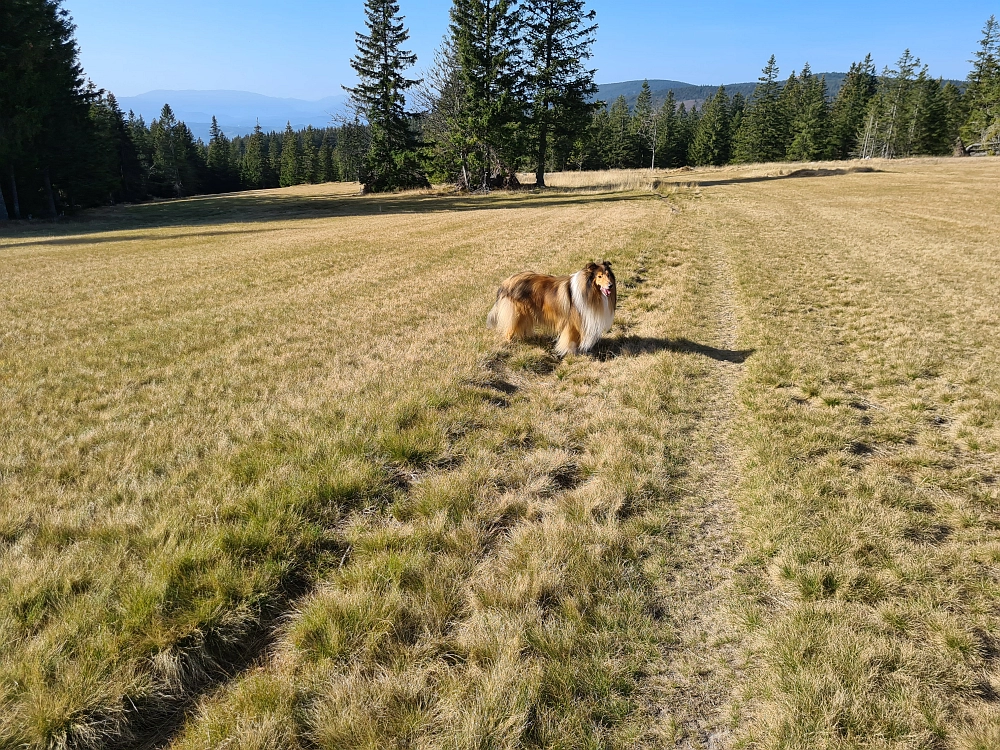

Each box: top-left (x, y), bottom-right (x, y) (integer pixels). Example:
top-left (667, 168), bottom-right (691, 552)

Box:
top-left (554, 325), bottom-right (581, 357)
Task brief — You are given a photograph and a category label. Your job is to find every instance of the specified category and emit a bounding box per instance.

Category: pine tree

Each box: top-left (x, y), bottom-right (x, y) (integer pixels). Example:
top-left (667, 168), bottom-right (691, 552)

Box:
top-left (776, 69), bottom-right (801, 158)
top-left (521, 0), bottom-right (598, 185)
top-left (448, 0), bottom-right (525, 189)
top-left (602, 95), bottom-right (637, 168)
top-left (688, 86), bottom-right (731, 166)
top-left (962, 15), bottom-right (1000, 151)
top-left (654, 91), bottom-right (681, 167)
top-left (733, 55), bottom-right (786, 163)
top-left (279, 122), bottom-right (301, 187)
top-left (266, 133), bottom-right (281, 187)
top-left (787, 67), bottom-right (831, 161)
top-left (908, 74), bottom-right (951, 155)
top-left (345, 0), bottom-right (427, 191)
top-left (318, 131), bottom-right (338, 182)
top-left (829, 55), bottom-right (877, 158)
top-left (207, 116), bottom-right (234, 192)
top-left (301, 126), bottom-right (319, 183)
top-left (241, 122), bottom-right (264, 189)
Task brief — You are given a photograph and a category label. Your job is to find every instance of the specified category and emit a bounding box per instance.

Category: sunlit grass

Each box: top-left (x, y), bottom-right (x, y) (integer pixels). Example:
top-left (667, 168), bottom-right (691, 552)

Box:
top-left (3, 157), bottom-right (1000, 749)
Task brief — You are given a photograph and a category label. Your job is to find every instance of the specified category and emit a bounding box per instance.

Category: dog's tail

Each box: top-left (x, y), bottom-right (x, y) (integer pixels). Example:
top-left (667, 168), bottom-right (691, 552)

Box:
top-left (486, 301), bottom-right (499, 329)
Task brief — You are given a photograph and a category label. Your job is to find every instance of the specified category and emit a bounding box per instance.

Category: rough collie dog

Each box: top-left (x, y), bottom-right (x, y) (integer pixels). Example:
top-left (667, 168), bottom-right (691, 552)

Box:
top-left (486, 261), bottom-right (616, 356)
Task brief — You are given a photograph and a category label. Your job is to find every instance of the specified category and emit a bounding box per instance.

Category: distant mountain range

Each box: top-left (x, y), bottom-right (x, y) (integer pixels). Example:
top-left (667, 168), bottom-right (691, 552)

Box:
top-left (595, 75), bottom-right (850, 110)
top-left (596, 73), bottom-right (964, 110)
top-left (120, 74), bottom-right (966, 142)
top-left (116, 90), bottom-right (350, 142)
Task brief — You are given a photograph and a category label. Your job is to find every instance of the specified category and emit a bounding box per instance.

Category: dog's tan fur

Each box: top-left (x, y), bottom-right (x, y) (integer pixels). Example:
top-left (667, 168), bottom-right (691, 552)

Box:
top-left (486, 261), bottom-right (617, 355)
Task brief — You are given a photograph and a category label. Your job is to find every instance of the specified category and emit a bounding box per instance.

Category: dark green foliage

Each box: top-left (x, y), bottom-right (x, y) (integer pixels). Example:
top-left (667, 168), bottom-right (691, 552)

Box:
top-left (733, 55), bottom-right (788, 163)
top-left (962, 15), bottom-right (1000, 151)
top-left (149, 104), bottom-right (203, 197)
top-left (689, 86), bottom-right (732, 166)
top-left (241, 123), bottom-right (265, 189)
top-left (280, 122), bottom-right (301, 187)
top-left (600, 95), bottom-right (639, 168)
top-left (830, 56), bottom-right (878, 158)
top-left (345, 0), bottom-right (428, 191)
top-left (787, 66), bottom-right (832, 161)
top-left (447, 0), bottom-right (525, 189)
top-left (521, 0), bottom-right (598, 185)
top-left (207, 116), bottom-right (239, 193)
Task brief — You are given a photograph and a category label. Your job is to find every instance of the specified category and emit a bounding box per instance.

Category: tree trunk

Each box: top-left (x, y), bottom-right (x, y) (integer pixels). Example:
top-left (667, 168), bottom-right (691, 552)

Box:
top-left (43, 166), bottom-right (58, 217)
top-left (0, 178), bottom-right (8, 221)
top-left (536, 120), bottom-right (548, 187)
top-left (10, 168), bottom-right (21, 220)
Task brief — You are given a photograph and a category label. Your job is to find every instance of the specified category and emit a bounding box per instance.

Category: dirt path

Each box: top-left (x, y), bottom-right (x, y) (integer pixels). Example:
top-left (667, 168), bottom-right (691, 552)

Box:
top-left (641, 228), bottom-right (749, 749)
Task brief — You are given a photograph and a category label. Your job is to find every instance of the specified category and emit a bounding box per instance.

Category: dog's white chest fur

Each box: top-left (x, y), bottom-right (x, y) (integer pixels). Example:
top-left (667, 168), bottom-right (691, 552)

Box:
top-left (571, 271), bottom-right (614, 352)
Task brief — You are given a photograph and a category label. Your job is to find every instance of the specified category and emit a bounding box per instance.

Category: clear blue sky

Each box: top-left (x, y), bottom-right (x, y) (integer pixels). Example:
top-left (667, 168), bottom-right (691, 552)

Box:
top-left (69, 0), bottom-right (995, 99)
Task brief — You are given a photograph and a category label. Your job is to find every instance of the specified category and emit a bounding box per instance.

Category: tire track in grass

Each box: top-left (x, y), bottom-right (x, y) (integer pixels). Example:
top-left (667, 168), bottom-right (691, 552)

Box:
top-left (637, 198), bottom-right (752, 749)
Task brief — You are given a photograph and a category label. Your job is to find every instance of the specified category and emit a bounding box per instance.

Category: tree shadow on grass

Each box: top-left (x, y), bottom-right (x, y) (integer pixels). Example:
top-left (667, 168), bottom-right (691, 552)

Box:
top-left (2, 188), bottom-right (651, 248)
top-left (658, 166), bottom-right (883, 189)
top-left (593, 335), bottom-right (755, 363)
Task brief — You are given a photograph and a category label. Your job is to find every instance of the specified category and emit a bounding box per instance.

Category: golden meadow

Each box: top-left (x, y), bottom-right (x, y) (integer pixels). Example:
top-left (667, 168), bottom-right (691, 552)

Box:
top-left (1, 158), bottom-right (998, 749)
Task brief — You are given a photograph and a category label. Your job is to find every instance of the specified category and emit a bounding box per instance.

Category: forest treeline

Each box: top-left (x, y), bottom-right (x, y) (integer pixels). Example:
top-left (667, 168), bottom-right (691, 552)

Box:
top-left (2, 1), bottom-right (998, 216)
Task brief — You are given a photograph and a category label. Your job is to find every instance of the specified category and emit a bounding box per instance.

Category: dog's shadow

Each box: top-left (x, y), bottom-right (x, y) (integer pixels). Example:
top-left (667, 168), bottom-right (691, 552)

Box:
top-left (593, 335), bottom-right (755, 363)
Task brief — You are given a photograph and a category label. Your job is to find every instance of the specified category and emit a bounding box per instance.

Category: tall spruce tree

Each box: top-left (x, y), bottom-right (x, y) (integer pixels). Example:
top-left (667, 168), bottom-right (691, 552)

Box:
top-left (787, 66), bottom-right (831, 161)
top-left (962, 15), bottom-right (1000, 151)
top-left (688, 86), bottom-right (731, 166)
top-left (345, 0), bottom-right (427, 191)
top-left (207, 116), bottom-right (235, 192)
top-left (448, 0), bottom-right (525, 189)
top-left (280, 122), bottom-right (301, 187)
top-left (241, 122), bottom-right (264, 189)
top-left (602, 95), bottom-right (637, 168)
top-left (733, 55), bottom-right (786, 163)
top-left (521, 0), bottom-right (598, 185)
top-left (829, 55), bottom-right (878, 158)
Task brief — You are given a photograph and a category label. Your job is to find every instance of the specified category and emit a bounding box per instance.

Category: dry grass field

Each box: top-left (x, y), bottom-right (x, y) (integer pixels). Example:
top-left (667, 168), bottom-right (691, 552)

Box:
top-left (1, 157), bottom-right (998, 750)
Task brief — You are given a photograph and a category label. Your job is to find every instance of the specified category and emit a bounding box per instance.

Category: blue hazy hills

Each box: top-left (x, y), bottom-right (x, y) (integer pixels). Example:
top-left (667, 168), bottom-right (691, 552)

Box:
top-left (120, 72), bottom-right (959, 142)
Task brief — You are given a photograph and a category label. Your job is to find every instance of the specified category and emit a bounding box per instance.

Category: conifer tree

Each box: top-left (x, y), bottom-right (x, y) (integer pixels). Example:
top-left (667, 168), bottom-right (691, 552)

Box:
top-left (654, 91), bottom-right (681, 167)
top-left (602, 95), bottom-right (637, 168)
top-left (962, 15), bottom-right (1000, 151)
top-left (318, 131), bottom-right (338, 182)
top-left (908, 74), bottom-right (951, 155)
top-left (301, 126), bottom-right (319, 183)
top-left (733, 55), bottom-right (786, 163)
top-left (280, 122), bottom-right (301, 187)
top-left (241, 122), bottom-right (264, 189)
top-left (829, 55), bottom-right (877, 158)
top-left (521, 0), bottom-right (598, 185)
top-left (775, 69), bottom-right (801, 158)
top-left (207, 116), bottom-right (234, 192)
top-left (448, 0), bottom-right (525, 189)
top-left (689, 85), bottom-right (731, 166)
top-left (345, 0), bottom-right (427, 191)
top-left (787, 67), bottom-right (831, 161)
top-left (266, 133), bottom-right (281, 187)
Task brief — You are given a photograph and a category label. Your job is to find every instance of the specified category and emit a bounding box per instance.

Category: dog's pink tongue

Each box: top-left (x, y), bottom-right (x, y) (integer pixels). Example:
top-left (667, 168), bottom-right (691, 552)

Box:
top-left (602, 288), bottom-right (610, 297)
